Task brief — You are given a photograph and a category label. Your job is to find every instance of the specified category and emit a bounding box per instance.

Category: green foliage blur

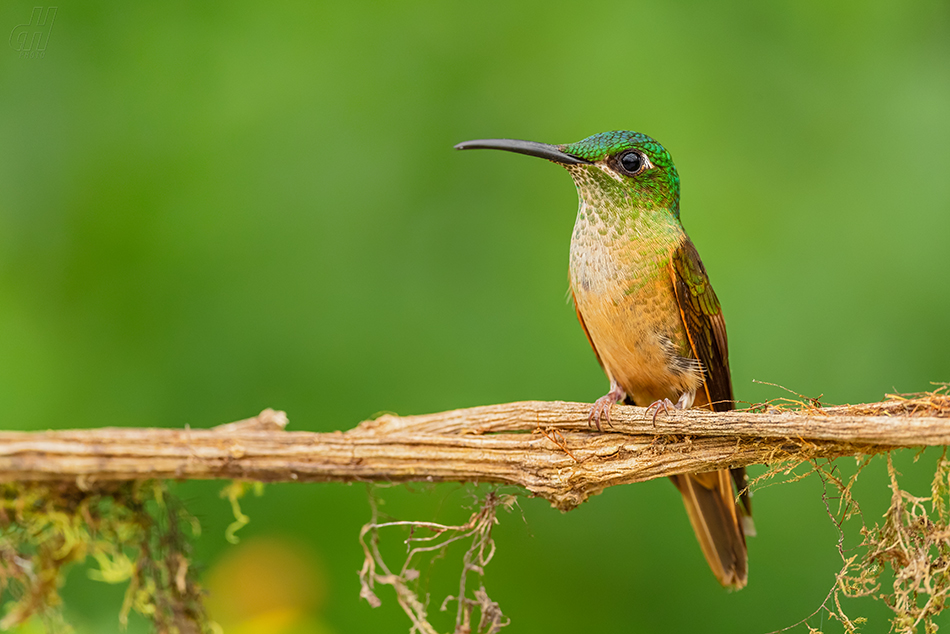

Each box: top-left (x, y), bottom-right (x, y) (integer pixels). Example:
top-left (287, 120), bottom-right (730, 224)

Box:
top-left (1, 0), bottom-right (949, 632)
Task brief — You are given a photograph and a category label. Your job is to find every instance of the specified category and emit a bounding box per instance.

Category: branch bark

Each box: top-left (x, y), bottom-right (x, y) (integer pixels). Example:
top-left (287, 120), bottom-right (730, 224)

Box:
top-left (2, 396), bottom-right (948, 510)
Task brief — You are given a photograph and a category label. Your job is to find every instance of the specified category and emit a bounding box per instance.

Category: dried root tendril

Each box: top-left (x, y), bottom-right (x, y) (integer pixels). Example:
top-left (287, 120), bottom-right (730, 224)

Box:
top-left (762, 447), bottom-right (950, 633)
top-left (359, 488), bottom-right (514, 634)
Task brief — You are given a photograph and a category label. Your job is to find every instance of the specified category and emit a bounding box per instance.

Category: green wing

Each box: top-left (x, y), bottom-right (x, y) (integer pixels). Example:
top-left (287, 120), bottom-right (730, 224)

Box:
top-left (670, 237), bottom-right (733, 412)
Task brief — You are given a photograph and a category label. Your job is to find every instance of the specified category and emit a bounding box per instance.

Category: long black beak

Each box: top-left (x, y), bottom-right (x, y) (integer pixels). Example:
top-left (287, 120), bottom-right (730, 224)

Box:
top-left (454, 139), bottom-right (590, 165)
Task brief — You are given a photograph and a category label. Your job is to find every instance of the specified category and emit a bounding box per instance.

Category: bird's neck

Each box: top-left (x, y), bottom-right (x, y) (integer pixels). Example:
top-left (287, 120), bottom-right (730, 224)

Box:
top-left (569, 198), bottom-right (684, 297)
top-left (574, 196), bottom-right (684, 256)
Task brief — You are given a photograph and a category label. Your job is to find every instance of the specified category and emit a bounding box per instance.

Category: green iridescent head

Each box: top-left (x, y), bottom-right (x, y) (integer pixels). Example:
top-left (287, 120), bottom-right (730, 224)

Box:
top-left (455, 130), bottom-right (681, 218)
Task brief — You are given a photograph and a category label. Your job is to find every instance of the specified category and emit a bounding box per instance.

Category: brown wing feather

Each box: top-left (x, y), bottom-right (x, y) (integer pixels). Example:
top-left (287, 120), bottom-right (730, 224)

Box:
top-left (670, 239), bottom-right (752, 516)
top-left (670, 238), bottom-right (733, 411)
top-left (669, 238), bottom-right (753, 589)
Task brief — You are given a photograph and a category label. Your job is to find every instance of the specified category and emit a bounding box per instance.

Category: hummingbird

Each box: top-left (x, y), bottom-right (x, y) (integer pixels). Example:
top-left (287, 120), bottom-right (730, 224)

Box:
top-left (455, 131), bottom-right (753, 589)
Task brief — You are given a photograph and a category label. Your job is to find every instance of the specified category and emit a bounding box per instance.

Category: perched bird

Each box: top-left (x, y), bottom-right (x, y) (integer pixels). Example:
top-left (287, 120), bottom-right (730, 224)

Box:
top-left (455, 131), bottom-right (753, 589)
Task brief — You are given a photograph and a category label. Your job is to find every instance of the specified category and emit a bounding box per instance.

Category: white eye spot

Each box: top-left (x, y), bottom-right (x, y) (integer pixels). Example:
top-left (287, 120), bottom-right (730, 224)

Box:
top-left (598, 163), bottom-right (626, 184)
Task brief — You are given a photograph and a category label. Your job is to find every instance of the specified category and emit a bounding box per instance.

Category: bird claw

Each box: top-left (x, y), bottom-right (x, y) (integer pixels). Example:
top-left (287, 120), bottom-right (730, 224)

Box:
top-left (588, 395), bottom-right (616, 432)
top-left (588, 382), bottom-right (628, 432)
top-left (645, 398), bottom-right (677, 426)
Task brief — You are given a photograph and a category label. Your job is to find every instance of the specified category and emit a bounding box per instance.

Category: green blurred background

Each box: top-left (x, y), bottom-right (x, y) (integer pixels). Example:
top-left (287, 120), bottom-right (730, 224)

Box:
top-left (2, 0), bottom-right (949, 632)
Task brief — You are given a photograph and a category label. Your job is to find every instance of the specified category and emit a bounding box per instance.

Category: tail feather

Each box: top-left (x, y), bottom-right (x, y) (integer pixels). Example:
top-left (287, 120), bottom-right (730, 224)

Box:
top-left (671, 470), bottom-right (748, 589)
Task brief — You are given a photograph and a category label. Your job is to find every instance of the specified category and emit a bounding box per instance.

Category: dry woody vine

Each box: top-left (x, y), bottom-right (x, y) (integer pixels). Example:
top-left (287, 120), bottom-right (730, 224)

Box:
top-left (1, 387), bottom-right (949, 633)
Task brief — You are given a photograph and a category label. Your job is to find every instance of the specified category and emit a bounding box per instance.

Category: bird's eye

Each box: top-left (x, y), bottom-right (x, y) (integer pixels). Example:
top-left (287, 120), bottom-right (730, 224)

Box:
top-left (618, 151), bottom-right (645, 175)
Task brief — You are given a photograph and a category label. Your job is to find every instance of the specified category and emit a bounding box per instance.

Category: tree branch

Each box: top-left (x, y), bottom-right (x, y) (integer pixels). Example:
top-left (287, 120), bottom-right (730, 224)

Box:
top-left (2, 394), bottom-right (948, 510)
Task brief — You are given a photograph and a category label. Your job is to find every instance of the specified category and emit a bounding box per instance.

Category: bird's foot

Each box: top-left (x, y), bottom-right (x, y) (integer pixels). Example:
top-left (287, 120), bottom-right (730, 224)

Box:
top-left (645, 392), bottom-right (694, 426)
top-left (645, 398), bottom-right (677, 427)
top-left (589, 382), bottom-right (627, 432)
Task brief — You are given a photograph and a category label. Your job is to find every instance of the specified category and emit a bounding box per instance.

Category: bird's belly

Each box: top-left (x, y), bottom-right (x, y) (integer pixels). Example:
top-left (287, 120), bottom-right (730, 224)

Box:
top-left (572, 274), bottom-right (703, 406)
